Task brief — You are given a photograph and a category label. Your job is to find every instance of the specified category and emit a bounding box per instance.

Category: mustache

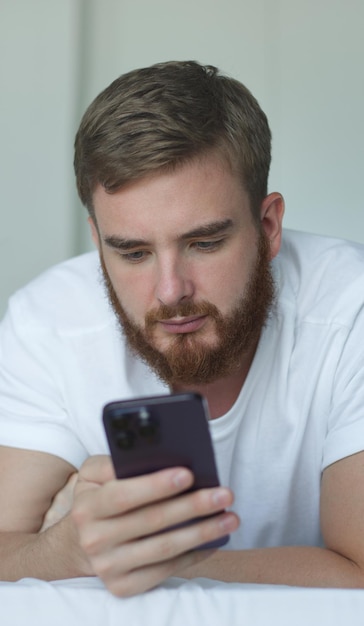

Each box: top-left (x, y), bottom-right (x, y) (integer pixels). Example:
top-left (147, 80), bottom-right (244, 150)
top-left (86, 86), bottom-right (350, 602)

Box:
top-left (145, 300), bottom-right (221, 325)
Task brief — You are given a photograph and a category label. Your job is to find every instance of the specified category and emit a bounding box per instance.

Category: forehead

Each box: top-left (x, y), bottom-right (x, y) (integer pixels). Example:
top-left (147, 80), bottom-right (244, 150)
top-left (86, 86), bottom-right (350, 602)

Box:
top-left (92, 154), bottom-right (252, 238)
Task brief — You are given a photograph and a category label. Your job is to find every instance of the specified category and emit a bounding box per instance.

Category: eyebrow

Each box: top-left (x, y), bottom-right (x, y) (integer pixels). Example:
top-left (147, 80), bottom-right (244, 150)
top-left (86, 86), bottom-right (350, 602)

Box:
top-left (104, 219), bottom-right (234, 251)
top-left (104, 236), bottom-right (148, 251)
top-left (180, 219), bottom-right (234, 240)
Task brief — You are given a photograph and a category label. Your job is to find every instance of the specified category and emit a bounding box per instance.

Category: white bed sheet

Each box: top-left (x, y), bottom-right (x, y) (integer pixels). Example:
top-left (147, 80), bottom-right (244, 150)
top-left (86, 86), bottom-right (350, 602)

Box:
top-left (1, 576), bottom-right (364, 626)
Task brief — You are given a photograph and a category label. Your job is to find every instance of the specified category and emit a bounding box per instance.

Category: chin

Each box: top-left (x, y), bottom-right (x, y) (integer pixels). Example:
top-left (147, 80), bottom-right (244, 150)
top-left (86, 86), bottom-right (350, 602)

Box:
top-left (162, 335), bottom-right (220, 357)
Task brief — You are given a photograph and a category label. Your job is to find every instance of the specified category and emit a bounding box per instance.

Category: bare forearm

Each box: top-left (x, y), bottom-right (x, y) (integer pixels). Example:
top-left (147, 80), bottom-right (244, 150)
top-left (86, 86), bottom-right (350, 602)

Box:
top-left (180, 546), bottom-right (364, 589)
top-left (0, 515), bottom-right (91, 582)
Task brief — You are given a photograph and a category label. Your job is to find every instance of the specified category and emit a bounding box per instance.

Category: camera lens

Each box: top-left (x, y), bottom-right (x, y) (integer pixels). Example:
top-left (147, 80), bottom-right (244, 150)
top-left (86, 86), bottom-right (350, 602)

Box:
top-left (116, 429), bottom-right (136, 450)
top-left (111, 413), bottom-right (130, 431)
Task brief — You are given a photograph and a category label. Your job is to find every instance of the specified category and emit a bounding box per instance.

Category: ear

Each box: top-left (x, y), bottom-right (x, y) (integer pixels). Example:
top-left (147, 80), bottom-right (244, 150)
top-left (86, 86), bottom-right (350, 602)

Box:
top-left (259, 192), bottom-right (285, 260)
top-left (88, 216), bottom-right (101, 252)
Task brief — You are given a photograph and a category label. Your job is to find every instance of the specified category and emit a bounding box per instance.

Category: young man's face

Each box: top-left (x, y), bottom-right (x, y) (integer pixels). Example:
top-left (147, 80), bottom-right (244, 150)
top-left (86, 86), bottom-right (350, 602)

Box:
top-left (90, 153), bottom-right (282, 386)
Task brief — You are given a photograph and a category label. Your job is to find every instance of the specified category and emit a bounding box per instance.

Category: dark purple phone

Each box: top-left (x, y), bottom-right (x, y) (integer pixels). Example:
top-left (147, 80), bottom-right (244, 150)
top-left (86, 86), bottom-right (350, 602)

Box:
top-left (102, 392), bottom-right (229, 549)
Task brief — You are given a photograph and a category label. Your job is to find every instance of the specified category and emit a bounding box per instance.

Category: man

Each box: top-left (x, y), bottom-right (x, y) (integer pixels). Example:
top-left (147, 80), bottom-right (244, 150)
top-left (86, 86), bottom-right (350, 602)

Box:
top-left (1, 60), bottom-right (364, 597)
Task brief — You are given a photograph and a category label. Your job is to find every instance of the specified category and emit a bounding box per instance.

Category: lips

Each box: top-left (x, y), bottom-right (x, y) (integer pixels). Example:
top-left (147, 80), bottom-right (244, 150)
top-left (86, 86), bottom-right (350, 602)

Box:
top-left (158, 315), bottom-right (208, 334)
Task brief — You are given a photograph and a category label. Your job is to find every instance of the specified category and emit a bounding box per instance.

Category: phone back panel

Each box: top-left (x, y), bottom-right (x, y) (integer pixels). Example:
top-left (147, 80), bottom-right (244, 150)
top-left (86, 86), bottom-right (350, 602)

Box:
top-left (103, 392), bottom-right (219, 490)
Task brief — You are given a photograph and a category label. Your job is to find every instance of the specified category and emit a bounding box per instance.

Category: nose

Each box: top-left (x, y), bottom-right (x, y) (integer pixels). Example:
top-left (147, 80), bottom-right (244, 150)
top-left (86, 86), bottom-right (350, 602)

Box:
top-left (154, 256), bottom-right (194, 307)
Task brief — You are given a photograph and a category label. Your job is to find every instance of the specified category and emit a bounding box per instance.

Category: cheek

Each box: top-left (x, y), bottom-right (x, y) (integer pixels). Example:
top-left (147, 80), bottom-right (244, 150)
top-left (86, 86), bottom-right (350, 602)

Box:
top-left (203, 252), bottom-right (254, 312)
top-left (106, 264), bottom-right (153, 322)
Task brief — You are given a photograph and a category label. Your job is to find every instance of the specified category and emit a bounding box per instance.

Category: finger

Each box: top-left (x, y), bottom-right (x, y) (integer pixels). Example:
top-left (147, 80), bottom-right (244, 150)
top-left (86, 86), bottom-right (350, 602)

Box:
top-left (119, 510), bottom-right (239, 571)
top-left (92, 510), bottom-right (238, 594)
top-left (81, 485), bottom-right (235, 553)
top-left (103, 548), bottom-right (214, 598)
top-left (72, 466), bottom-right (194, 523)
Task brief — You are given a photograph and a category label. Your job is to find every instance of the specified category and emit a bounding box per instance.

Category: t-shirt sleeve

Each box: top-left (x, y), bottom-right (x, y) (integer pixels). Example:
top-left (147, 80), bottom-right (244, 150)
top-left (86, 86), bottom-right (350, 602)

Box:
top-left (322, 306), bottom-right (364, 470)
top-left (0, 298), bottom-right (88, 468)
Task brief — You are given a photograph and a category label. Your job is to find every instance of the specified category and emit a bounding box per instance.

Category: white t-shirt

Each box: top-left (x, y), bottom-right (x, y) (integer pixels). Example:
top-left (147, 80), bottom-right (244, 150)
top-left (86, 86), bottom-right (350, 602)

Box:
top-left (1, 229), bottom-right (364, 550)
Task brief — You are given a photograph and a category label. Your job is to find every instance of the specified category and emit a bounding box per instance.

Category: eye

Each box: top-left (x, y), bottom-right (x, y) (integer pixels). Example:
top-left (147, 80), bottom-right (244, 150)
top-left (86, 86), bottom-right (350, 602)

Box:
top-left (120, 250), bottom-right (148, 263)
top-left (193, 239), bottom-right (224, 251)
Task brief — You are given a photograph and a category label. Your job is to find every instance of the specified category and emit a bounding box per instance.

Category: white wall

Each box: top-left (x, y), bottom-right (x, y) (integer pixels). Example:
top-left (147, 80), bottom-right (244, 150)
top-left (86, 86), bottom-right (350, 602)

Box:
top-left (1, 0), bottom-right (363, 318)
top-left (0, 0), bottom-right (84, 317)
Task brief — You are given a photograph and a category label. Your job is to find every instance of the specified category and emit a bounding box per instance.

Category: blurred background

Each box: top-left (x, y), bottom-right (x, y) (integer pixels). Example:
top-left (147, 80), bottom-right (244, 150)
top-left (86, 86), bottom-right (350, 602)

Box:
top-left (1, 0), bottom-right (363, 317)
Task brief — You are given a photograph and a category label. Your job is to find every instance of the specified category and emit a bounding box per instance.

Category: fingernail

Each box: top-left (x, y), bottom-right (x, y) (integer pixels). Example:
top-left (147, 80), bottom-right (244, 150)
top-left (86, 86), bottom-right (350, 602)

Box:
top-left (172, 468), bottom-right (191, 489)
top-left (219, 513), bottom-right (239, 532)
top-left (212, 488), bottom-right (231, 507)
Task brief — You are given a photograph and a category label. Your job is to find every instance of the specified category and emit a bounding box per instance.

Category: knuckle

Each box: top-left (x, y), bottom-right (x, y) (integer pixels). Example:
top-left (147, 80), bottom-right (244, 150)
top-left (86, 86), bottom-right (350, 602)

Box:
top-left (156, 534), bottom-right (176, 560)
top-left (144, 505), bottom-right (166, 531)
top-left (92, 554), bottom-right (116, 579)
top-left (190, 489), bottom-right (211, 514)
top-left (71, 503), bottom-right (88, 527)
top-left (106, 483), bottom-right (131, 514)
top-left (78, 528), bottom-right (103, 556)
top-left (196, 517), bottom-right (220, 543)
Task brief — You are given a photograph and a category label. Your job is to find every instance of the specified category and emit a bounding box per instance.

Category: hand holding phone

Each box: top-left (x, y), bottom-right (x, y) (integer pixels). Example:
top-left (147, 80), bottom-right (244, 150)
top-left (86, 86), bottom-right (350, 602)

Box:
top-left (103, 392), bottom-right (231, 549)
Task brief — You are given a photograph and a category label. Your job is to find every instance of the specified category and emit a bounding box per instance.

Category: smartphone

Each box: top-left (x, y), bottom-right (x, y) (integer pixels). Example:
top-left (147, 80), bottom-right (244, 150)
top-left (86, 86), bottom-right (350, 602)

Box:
top-left (102, 392), bottom-right (229, 548)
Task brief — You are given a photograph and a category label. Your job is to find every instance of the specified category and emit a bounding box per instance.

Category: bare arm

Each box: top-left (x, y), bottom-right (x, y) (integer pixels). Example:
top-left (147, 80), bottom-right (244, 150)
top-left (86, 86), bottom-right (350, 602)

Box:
top-left (7, 447), bottom-right (362, 593)
top-left (0, 445), bottom-right (90, 580)
top-left (180, 451), bottom-right (364, 588)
